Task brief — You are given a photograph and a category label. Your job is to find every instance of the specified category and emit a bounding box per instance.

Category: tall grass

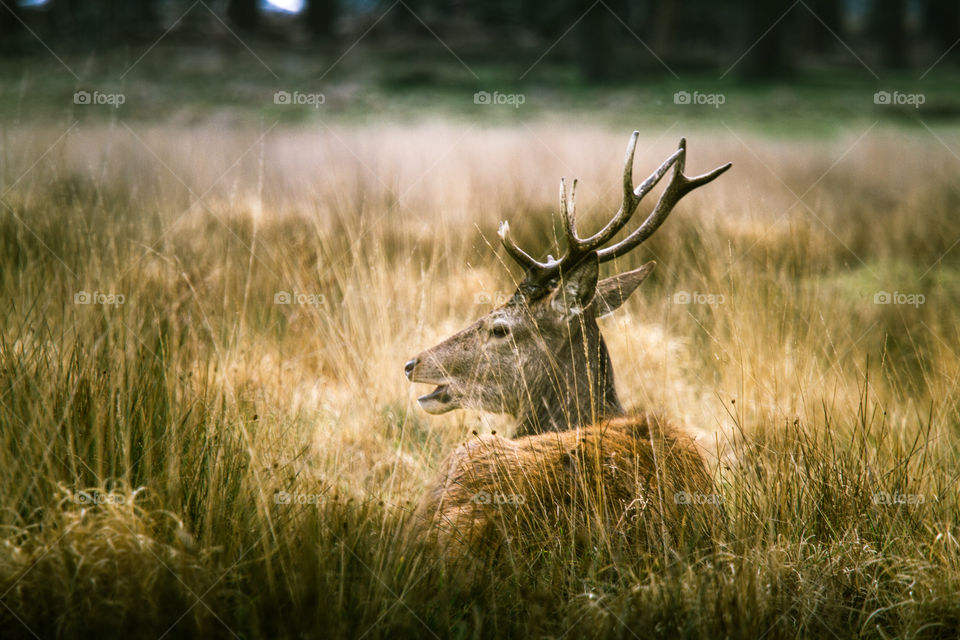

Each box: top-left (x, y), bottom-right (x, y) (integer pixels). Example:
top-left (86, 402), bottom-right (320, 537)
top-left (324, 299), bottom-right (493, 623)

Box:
top-left (1, 121), bottom-right (959, 638)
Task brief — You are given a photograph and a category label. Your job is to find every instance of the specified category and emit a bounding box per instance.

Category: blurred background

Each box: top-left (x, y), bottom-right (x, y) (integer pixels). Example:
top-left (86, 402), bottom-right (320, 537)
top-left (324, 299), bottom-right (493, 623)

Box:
top-left (1, 0), bottom-right (958, 127)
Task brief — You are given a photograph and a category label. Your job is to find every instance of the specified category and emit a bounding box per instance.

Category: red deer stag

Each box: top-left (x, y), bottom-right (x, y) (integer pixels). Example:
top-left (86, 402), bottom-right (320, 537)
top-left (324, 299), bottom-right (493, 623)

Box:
top-left (405, 133), bottom-right (731, 553)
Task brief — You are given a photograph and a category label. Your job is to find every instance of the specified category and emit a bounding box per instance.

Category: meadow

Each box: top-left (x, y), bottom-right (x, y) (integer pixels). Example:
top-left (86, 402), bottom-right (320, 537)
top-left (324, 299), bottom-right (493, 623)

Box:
top-left (1, 116), bottom-right (960, 638)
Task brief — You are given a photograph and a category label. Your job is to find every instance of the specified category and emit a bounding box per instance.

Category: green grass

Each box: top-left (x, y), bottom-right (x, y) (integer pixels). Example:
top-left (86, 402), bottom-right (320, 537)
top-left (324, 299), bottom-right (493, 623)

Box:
top-left (3, 40), bottom-right (960, 133)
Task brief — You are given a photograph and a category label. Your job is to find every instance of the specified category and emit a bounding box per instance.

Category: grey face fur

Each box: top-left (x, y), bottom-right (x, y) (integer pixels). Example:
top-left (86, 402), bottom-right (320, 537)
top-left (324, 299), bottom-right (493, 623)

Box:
top-left (405, 257), bottom-right (655, 436)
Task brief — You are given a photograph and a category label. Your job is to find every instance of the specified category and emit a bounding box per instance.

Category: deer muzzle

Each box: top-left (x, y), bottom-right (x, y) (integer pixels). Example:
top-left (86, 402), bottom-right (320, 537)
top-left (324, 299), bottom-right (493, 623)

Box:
top-left (404, 357), bottom-right (457, 413)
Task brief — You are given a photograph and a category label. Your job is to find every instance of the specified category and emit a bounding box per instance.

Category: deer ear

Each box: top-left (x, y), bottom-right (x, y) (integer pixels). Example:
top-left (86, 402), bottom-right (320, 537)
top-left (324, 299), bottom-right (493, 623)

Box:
top-left (552, 254), bottom-right (599, 318)
top-left (593, 261), bottom-right (655, 317)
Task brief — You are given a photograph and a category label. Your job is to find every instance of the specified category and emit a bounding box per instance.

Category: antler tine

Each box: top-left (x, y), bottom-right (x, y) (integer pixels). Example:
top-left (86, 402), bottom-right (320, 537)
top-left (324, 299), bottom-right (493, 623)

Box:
top-left (500, 176), bottom-right (584, 279)
top-left (597, 138), bottom-right (732, 262)
top-left (560, 177), bottom-right (585, 250)
top-left (498, 220), bottom-right (558, 275)
top-left (571, 131), bottom-right (643, 251)
top-left (632, 145), bottom-right (684, 202)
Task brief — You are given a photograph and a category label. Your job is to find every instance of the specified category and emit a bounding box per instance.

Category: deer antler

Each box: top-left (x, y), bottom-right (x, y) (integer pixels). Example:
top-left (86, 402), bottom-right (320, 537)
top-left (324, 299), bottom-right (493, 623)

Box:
top-left (498, 132), bottom-right (731, 284)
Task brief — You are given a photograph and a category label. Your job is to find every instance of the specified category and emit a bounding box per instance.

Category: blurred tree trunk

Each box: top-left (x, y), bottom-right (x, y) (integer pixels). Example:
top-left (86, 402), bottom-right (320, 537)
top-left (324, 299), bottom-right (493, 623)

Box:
top-left (51, 0), bottom-right (81, 41)
top-left (741, 0), bottom-right (793, 78)
top-left (132, 0), bottom-right (160, 39)
top-left (228, 0), bottom-right (260, 31)
top-left (474, 0), bottom-right (512, 26)
top-left (522, 0), bottom-right (567, 39)
top-left (873, 0), bottom-right (907, 67)
top-left (306, 0), bottom-right (340, 37)
top-left (923, 0), bottom-right (960, 65)
top-left (653, 0), bottom-right (677, 56)
top-left (804, 0), bottom-right (842, 52)
top-left (388, 0), bottom-right (425, 34)
top-left (0, 1), bottom-right (24, 53)
top-left (576, 1), bottom-right (613, 82)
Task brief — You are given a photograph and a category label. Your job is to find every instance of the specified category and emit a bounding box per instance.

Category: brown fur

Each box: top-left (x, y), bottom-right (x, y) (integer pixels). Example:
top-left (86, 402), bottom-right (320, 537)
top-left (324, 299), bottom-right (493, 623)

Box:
top-left (412, 414), bottom-right (714, 554)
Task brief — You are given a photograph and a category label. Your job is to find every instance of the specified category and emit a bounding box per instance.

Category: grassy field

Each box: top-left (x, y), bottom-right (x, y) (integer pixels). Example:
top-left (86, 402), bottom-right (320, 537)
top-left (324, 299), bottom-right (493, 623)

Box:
top-left (2, 96), bottom-right (960, 637)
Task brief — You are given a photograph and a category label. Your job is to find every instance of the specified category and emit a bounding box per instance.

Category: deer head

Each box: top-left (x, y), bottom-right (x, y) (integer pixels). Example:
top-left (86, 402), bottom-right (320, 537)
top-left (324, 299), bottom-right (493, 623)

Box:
top-left (405, 133), bottom-right (731, 436)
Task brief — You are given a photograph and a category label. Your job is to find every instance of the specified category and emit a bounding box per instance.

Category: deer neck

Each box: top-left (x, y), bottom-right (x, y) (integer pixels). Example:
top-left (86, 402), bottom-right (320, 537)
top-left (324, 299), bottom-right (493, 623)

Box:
top-left (514, 323), bottom-right (624, 437)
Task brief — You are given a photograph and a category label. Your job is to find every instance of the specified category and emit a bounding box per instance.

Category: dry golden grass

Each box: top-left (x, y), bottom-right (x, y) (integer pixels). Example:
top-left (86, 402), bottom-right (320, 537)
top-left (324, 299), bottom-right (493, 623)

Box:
top-left (1, 120), bottom-right (959, 638)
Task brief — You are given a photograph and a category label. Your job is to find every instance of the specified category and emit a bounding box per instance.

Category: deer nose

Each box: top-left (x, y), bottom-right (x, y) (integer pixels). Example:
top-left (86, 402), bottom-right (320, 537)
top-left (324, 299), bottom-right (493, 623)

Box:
top-left (404, 358), bottom-right (418, 379)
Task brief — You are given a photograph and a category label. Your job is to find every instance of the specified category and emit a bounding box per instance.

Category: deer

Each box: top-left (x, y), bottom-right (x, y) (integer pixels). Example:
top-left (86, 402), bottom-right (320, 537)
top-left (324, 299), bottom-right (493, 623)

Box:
top-left (404, 133), bottom-right (731, 554)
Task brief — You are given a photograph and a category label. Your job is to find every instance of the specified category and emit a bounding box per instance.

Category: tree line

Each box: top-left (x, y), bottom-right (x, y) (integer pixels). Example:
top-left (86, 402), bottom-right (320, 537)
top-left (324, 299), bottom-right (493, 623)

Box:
top-left (1, 0), bottom-right (958, 78)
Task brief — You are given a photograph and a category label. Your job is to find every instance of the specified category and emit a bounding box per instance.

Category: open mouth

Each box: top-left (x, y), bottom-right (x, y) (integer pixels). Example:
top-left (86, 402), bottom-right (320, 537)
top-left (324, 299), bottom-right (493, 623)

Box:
top-left (415, 383), bottom-right (457, 413)
top-left (418, 384), bottom-right (452, 405)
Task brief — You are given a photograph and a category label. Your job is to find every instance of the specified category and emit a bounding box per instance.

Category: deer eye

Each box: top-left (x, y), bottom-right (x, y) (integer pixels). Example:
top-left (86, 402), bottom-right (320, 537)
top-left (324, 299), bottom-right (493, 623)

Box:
top-left (490, 323), bottom-right (510, 338)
